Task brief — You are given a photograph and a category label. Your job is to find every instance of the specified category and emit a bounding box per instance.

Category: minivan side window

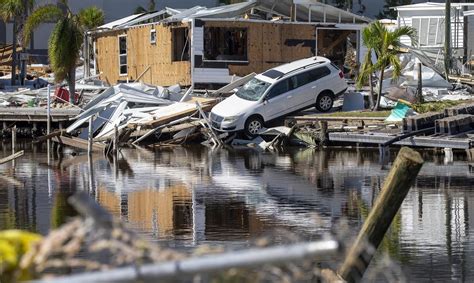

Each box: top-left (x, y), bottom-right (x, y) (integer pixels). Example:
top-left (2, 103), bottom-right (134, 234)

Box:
top-left (294, 66), bottom-right (331, 89)
top-left (266, 79), bottom-right (290, 100)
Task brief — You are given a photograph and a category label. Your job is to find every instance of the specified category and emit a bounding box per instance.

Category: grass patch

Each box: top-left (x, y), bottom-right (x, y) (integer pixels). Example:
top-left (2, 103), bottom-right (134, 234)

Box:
top-left (412, 100), bottom-right (473, 114)
top-left (321, 110), bottom-right (391, 118)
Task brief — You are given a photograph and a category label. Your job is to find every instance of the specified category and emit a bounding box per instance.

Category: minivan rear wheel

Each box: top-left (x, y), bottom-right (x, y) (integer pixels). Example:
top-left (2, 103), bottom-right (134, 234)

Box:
top-left (244, 116), bottom-right (264, 137)
top-left (315, 92), bottom-right (334, 112)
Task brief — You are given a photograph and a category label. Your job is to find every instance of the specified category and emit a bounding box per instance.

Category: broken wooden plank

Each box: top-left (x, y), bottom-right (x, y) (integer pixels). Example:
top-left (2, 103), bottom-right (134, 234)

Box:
top-left (0, 150), bottom-right (24, 165)
top-left (52, 136), bottom-right (106, 152)
top-left (212, 72), bottom-right (256, 96)
top-left (131, 100), bottom-right (218, 130)
top-left (34, 130), bottom-right (67, 143)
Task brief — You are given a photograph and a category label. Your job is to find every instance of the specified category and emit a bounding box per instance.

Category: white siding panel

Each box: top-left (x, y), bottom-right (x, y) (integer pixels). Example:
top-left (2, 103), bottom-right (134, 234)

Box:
top-left (193, 27), bottom-right (204, 56)
top-left (193, 68), bottom-right (234, 84)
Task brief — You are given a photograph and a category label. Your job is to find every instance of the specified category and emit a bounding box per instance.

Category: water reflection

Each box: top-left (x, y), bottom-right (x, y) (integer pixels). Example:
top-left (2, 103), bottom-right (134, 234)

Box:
top-left (0, 142), bottom-right (473, 280)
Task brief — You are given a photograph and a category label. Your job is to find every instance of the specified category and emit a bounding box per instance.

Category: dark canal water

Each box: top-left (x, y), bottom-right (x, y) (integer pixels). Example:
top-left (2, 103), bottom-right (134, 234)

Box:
top-left (0, 141), bottom-right (473, 281)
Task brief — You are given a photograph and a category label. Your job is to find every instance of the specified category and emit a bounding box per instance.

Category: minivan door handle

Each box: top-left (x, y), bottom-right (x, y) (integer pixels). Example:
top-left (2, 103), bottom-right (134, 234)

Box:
top-left (287, 96), bottom-right (292, 99)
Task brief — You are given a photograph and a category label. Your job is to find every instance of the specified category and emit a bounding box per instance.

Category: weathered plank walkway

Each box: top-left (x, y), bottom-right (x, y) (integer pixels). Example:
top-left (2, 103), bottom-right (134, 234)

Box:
top-left (0, 107), bottom-right (81, 122)
top-left (329, 132), bottom-right (473, 149)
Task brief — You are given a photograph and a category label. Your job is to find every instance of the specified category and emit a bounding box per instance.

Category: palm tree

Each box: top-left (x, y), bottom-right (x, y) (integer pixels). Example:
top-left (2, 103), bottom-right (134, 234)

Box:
top-left (0, 0), bottom-right (34, 86)
top-left (23, 1), bottom-right (104, 103)
top-left (135, 0), bottom-right (156, 14)
top-left (356, 24), bottom-right (378, 109)
top-left (357, 21), bottom-right (417, 110)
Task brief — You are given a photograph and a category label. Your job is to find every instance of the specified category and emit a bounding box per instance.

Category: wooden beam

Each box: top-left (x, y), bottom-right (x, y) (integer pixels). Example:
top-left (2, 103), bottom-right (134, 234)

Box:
top-left (339, 147), bottom-right (424, 282)
top-left (0, 150), bottom-right (24, 165)
top-left (34, 130), bottom-right (67, 143)
top-left (52, 136), bottom-right (106, 152)
top-left (319, 30), bottom-right (352, 56)
top-left (131, 100), bottom-right (218, 130)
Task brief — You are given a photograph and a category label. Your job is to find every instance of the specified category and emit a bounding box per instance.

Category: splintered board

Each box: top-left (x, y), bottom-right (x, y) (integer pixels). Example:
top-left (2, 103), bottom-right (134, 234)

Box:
top-left (95, 23), bottom-right (192, 87)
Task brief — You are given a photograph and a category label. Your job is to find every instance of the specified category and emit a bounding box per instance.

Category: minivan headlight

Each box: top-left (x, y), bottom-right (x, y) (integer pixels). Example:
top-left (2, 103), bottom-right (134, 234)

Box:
top-left (223, 116), bottom-right (239, 123)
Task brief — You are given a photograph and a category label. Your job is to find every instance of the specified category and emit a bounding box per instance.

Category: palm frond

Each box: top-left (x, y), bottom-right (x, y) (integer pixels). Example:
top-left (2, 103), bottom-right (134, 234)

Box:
top-left (78, 6), bottom-right (105, 30)
top-left (48, 17), bottom-right (83, 83)
top-left (23, 5), bottom-right (63, 45)
top-left (356, 49), bottom-right (374, 90)
top-left (0, 0), bottom-right (23, 21)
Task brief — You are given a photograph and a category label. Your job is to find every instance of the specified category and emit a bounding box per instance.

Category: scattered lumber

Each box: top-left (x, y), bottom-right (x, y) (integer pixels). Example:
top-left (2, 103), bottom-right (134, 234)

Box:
top-left (52, 136), bottom-right (106, 152)
top-left (34, 130), bottom-right (67, 143)
top-left (0, 150), bottom-right (24, 165)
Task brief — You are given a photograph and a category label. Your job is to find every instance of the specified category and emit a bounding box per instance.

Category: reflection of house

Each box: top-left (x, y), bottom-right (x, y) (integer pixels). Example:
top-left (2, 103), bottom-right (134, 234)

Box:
top-left (90, 1), bottom-right (370, 88)
top-left (393, 2), bottom-right (474, 61)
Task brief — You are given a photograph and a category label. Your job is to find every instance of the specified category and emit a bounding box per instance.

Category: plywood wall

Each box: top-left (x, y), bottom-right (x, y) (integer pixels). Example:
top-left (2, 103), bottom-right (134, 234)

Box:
top-left (203, 21), bottom-right (316, 76)
top-left (95, 23), bottom-right (192, 86)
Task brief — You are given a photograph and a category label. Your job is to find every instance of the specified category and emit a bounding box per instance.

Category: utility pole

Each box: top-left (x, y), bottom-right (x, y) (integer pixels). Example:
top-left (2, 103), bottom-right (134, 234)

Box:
top-left (444, 0), bottom-right (451, 78)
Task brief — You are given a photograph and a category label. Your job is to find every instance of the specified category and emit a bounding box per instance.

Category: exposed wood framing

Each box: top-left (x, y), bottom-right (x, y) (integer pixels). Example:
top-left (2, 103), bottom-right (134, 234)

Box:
top-left (95, 23), bottom-right (192, 86)
top-left (202, 21), bottom-right (316, 76)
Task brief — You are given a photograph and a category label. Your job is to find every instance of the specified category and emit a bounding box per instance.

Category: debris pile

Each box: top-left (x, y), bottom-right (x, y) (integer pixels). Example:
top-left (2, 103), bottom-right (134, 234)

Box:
top-left (59, 82), bottom-right (221, 148)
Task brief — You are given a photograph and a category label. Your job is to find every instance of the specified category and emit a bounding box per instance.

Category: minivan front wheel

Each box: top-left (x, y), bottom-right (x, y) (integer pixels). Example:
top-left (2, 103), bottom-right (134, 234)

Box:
top-left (316, 92), bottom-right (334, 112)
top-left (244, 116), bottom-right (264, 137)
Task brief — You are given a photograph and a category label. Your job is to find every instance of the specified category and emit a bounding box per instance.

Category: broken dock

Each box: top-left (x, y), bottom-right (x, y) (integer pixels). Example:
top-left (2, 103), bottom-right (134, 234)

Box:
top-left (286, 102), bottom-right (474, 155)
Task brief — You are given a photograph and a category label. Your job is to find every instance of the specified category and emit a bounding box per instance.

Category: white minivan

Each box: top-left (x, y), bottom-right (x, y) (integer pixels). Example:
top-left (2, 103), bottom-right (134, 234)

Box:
top-left (210, 56), bottom-right (348, 136)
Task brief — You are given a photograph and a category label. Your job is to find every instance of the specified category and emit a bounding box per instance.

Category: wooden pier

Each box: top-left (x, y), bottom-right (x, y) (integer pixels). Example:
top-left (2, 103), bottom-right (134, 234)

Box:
top-left (328, 131), bottom-right (472, 149)
top-left (286, 102), bottom-right (474, 151)
top-left (0, 107), bottom-right (81, 122)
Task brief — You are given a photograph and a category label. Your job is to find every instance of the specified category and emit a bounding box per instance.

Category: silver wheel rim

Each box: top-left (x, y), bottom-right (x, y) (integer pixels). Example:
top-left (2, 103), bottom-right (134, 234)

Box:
top-left (319, 96), bottom-right (332, 111)
top-left (248, 120), bottom-right (262, 134)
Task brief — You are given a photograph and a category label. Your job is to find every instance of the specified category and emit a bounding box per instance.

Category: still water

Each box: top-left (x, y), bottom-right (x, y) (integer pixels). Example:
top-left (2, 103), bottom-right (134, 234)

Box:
top-left (0, 141), bottom-right (473, 281)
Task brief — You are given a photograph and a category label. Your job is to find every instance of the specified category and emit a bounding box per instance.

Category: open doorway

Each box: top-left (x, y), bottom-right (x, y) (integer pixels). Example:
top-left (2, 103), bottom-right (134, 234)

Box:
top-left (317, 29), bottom-right (358, 79)
top-left (172, 27), bottom-right (190, 62)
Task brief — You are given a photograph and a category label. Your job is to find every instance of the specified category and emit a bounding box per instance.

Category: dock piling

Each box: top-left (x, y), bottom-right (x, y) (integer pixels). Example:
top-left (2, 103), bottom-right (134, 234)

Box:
top-left (11, 125), bottom-right (16, 167)
top-left (338, 147), bottom-right (424, 282)
top-left (88, 117), bottom-right (93, 156)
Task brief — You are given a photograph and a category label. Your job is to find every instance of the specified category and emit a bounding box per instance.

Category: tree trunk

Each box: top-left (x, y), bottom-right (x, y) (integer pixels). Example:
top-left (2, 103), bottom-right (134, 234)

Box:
top-left (375, 68), bottom-right (385, 111)
top-left (10, 19), bottom-right (17, 86)
top-left (67, 67), bottom-right (76, 104)
top-left (444, 0), bottom-right (451, 78)
top-left (368, 72), bottom-right (374, 110)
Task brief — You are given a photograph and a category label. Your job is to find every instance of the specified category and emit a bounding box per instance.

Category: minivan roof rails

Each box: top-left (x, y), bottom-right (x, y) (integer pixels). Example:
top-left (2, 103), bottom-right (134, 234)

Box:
top-left (276, 61), bottom-right (325, 80)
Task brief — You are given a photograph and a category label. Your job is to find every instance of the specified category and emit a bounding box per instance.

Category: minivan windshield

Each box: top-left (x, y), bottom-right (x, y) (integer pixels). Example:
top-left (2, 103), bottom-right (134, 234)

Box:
top-left (235, 78), bottom-right (271, 101)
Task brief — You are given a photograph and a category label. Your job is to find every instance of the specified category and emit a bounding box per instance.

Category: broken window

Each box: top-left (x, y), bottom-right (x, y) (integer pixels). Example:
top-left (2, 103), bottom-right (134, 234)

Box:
top-left (150, 29), bottom-right (156, 44)
top-left (118, 35), bottom-right (127, 75)
top-left (172, 27), bottom-right (190, 61)
top-left (204, 27), bottom-right (248, 62)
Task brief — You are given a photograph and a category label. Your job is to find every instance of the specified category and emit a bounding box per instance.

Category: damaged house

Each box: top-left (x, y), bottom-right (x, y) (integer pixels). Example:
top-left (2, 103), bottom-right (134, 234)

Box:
top-left (88, 0), bottom-right (370, 89)
top-left (393, 2), bottom-right (474, 66)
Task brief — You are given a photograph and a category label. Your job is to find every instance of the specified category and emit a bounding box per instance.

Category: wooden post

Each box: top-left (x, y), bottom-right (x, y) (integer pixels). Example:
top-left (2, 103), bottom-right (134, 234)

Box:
top-left (319, 120), bottom-right (328, 145)
top-left (444, 0), bottom-right (451, 78)
top-left (47, 85), bottom-right (51, 135)
top-left (114, 125), bottom-right (119, 157)
top-left (11, 125), bottom-right (16, 167)
top-left (339, 147), bottom-right (424, 282)
top-left (88, 116), bottom-right (93, 156)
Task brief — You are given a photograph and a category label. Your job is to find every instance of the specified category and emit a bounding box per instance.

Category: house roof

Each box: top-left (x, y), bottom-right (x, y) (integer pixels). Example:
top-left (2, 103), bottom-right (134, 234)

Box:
top-left (94, 0), bottom-right (369, 32)
top-left (270, 0), bottom-right (371, 23)
top-left (393, 2), bottom-right (474, 11)
top-left (98, 14), bottom-right (145, 29)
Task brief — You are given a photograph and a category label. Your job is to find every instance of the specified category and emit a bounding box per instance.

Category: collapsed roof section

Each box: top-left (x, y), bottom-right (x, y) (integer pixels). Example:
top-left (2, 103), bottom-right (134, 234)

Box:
top-left (92, 0), bottom-right (370, 33)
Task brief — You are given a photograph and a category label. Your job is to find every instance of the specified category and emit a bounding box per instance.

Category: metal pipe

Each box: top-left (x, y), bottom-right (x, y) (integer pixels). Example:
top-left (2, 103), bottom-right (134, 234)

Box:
top-left (33, 240), bottom-right (339, 283)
